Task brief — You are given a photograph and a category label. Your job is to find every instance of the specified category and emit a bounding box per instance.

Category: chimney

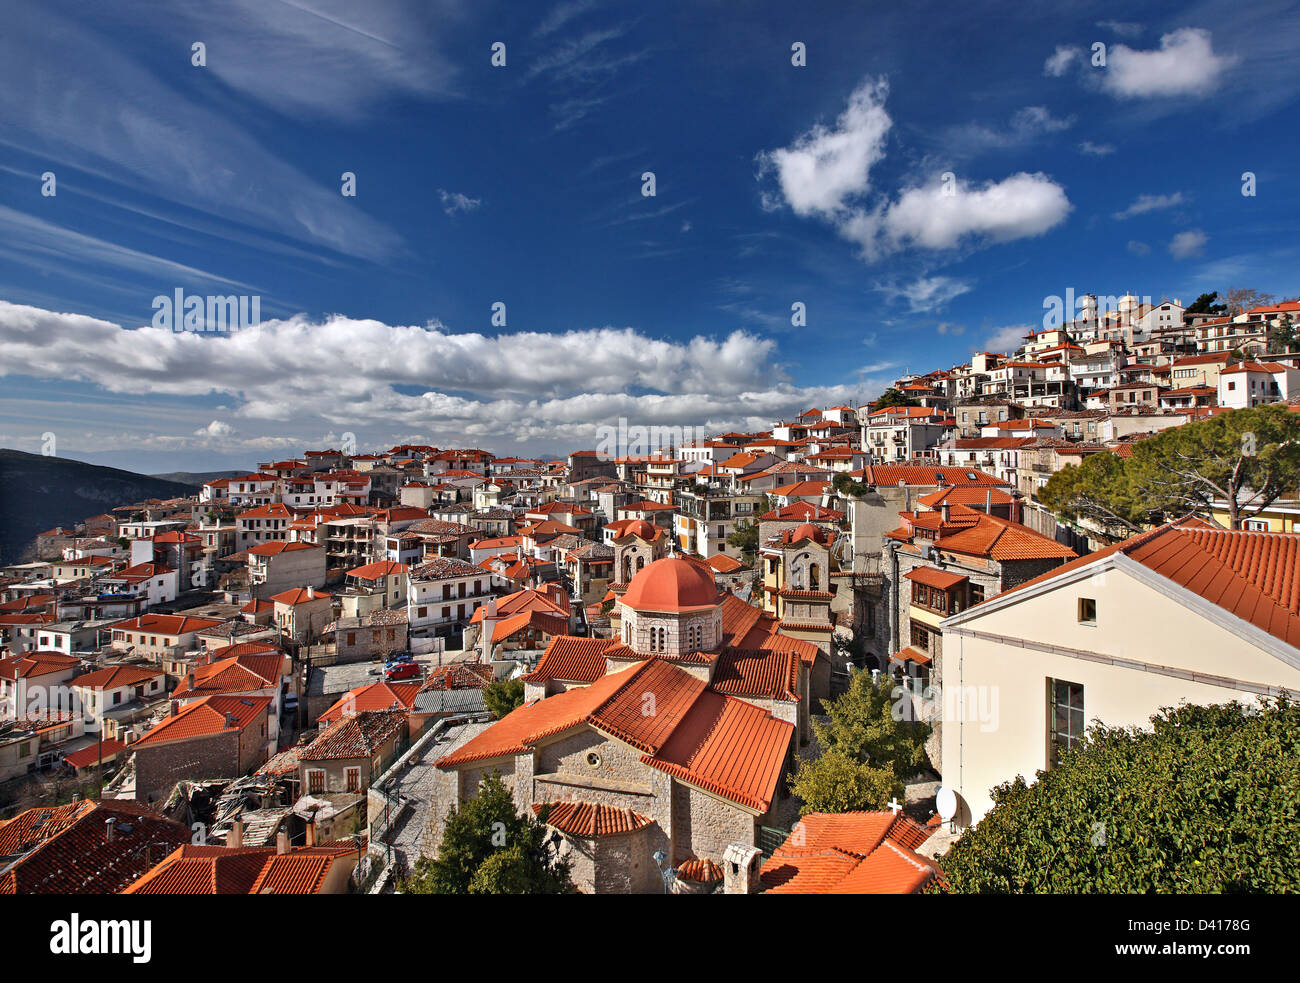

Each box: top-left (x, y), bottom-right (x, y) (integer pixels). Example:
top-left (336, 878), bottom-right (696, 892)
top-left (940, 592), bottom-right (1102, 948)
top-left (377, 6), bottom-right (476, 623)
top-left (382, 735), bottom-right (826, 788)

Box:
top-left (104, 816), bottom-right (117, 843)
top-left (305, 822), bottom-right (316, 848)
top-left (723, 842), bottom-right (763, 894)
top-left (228, 820), bottom-right (244, 848)
top-left (940, 503), bottom-right (951, 525)
top-left (985, 489), bottom-right (992, 514)
top-left (276, 831), bottom-right (289, 855)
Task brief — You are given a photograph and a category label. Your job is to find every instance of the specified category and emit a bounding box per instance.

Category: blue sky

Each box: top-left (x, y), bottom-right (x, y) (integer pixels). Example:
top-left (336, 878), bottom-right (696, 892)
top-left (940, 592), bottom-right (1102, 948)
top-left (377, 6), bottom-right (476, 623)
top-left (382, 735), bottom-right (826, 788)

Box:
top-left (2, 0), bottom-right (1299, 472)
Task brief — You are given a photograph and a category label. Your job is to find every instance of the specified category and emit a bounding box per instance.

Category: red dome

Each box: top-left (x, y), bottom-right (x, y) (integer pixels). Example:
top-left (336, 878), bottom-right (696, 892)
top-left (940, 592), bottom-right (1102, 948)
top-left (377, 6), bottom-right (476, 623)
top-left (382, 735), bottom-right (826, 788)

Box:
top-left (790, 522), bottom-right (822, 543)
top-left (620, 556), bottom-right (719, 612)
top-left (624, 519), bottom-right (658, 541)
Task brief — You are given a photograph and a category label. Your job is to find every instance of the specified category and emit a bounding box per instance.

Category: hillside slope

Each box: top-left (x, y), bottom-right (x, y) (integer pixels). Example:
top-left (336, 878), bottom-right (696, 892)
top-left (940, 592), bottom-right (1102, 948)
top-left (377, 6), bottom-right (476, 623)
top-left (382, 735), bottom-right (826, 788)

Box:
top-left (0, 449), bottom-right (196, 563)
top-left (149, 469), bottom-right (246, 486)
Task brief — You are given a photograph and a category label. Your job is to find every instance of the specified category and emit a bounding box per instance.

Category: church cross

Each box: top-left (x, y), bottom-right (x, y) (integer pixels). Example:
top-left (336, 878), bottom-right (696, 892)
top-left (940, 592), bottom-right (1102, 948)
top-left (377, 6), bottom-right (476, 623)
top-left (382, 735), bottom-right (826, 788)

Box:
top-left (887, 797), bottom-right (902, 815)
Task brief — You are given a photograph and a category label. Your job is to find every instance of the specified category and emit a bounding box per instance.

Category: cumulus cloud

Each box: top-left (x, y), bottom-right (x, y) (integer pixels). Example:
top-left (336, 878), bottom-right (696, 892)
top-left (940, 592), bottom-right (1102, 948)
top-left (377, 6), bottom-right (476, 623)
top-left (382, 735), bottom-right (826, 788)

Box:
top-left (756, 77), bottom-right (892, 217)
top-left (845, 172), bottom-right (1072, 260)
top-left (0, 301), bottom-right (881, 456)
top-left (759, 80), bottom-right (1071, 262)
top-left (980, 323), bottom-right (1034, 354)
top-left (1112, 191), bottom-right (1187, 219)
top-left (1169, 228), bottom-right (1209, 259)
top-left (1100, 28), bottom-right (1236, 98)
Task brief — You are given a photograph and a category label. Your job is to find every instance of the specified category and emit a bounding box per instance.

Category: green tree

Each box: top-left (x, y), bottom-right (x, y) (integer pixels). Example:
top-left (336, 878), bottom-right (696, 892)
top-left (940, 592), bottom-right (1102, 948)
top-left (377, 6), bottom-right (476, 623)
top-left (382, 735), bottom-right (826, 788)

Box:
top-left (937, 699), bottom-right (1300, 893)
top-left (1184, 291), bottom-right (1226, 316)
top-left (1041, 405), bottom-right (1300, 531)
top-left (872, 388), bottom-right (920, 410)
top-left (483, 677), bottom-right (525, 719)
top-left (405, 772), bottom-right (575, 894)
top-left (1269, 312), bottom-right (1295, 354)
top-left (1038, 448), bottom-right (1150, 535)
top-left (832, 470), bottom-right (870, 498)
top-left (789, 669), bottom-right (930, 814)
top-left (726, 518), bottom-right (759, 563)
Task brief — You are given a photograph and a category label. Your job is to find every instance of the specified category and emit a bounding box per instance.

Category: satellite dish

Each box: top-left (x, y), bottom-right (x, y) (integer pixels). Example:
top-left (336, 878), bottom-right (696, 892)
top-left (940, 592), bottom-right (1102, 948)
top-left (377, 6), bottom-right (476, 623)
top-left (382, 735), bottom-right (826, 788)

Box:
top-left (936, 786), bottom-right (958, 822)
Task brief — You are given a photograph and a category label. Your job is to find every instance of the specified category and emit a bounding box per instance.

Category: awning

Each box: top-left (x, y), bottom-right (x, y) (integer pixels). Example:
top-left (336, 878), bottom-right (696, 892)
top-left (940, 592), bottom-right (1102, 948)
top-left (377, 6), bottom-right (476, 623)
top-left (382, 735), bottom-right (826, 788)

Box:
top-left (904, 566), bottom-right (969, 591)
top-left (889, 646), bottom-right (932, 666)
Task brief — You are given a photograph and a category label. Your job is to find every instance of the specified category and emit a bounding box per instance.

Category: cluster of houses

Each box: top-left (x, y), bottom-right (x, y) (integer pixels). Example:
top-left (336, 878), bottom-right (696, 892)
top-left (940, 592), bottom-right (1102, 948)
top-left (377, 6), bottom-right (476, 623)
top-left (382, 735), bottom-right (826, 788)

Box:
top-left (1, 289), bottom-right (1298, 894)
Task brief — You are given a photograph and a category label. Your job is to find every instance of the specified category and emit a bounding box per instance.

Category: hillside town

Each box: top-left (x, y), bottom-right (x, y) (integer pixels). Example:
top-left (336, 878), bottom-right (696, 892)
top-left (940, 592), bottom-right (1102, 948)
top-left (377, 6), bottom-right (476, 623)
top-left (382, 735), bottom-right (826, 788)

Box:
top-left (1, 290), bottom-right (1298, 896)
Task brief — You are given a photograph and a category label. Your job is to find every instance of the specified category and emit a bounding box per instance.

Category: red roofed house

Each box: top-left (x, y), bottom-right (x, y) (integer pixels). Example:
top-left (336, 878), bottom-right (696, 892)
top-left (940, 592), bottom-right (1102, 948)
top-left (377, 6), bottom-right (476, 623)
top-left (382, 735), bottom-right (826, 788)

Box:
top-left (758, 810), bottom-right (938, 894)
top-left (271, 586), bottom-right (333, 642)
top-left (939, 518), bottom-right (1300, 827)
top-left (0, 651), bottom-right (82, 720)
top-left (67, 663), bottom-right (166, 738)
top-left (0, 799), bottom-right (189, 894)
top-left (247, 541), bottom-right (327, 600)
top-left (299, 708), bottom-right (408, 796)
top-left (123, 839), bottom-right (359, 894)
top-left (131, 694), bottom-right (273, 803)
top-left (432, 555), bottom-right (834, 893)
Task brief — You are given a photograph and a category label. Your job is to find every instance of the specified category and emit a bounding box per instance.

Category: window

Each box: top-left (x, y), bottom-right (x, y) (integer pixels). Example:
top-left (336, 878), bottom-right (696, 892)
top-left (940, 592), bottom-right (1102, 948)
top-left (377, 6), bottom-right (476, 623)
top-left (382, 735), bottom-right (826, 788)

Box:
top-left (1077, 597), bottom-right (1097, 625)
top-left (345, 767), bottom-right (361, 792)
top-left (909, 622), bottom-right (933, 651)
top-left (1049, 679), bottom-right (1085, 766)
top-left (308, 769), bottom-right (325, 794)
top-left (969, 583), bottom-right (985, 605)
top-left (1244, 519), bottom-right (1269, 531)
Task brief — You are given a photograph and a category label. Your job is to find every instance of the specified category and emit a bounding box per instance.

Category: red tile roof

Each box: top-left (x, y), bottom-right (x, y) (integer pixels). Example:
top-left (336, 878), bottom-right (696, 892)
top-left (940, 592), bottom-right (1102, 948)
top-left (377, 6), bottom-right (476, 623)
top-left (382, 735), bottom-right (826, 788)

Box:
top-left (171, 653), bottom-right (282, 699)
top-left (68, 664), bottom-right (161, 690)
top-left (520, 637), bottom-right (612, 684)
top-left (299, 708), bottom-right (406, 761)
top-left (977, 518), bottom-right (1300, 648)
top-left (134, 694), bottom-right (271, 748)
top-left (439, 658), bottom-right (794, 812)
top-left (760, 811), bottom-right (937, 894)
top-left (317, 681), bottom-right (423, 725)
top-left (122, 842), bottom-right (358, 894)
top-left (533, 801), bottom-right (651, 838)
top-left (0, 800), bottom-right (189, 894)
top-left (904, 567), bottom-right (970, 591)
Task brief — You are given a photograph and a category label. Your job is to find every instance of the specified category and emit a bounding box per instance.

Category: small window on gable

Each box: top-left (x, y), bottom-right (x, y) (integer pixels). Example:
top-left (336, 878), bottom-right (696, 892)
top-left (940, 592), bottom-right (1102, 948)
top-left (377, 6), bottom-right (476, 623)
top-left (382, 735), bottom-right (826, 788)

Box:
top-left (1077, 597), bottom-right (1097, 625)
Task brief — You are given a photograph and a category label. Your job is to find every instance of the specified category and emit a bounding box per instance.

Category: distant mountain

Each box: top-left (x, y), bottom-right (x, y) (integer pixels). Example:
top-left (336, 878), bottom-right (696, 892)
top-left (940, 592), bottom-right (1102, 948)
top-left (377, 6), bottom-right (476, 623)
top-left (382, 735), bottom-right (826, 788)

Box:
top-left (149, 469), bottom-right (247, 487)
top-left (0, 449), bottom-right (196, 563)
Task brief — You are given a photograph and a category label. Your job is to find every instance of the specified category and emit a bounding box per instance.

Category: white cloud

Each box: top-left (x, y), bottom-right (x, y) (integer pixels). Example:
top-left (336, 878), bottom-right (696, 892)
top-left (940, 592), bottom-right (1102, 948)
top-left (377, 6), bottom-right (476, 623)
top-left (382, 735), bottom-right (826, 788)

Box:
top-left (1112, 191), bottom-right (1187, 219)
top-left (846, 172), bottom-right (1071, 259)
top-left (878, 275), bottom-right (973, 313)
top-left (1079, 140), bottom-right (1115, 156)
top-left (1169, 228), bottom-right (1209, 259)
top-left (948, 106), bottom-right (1074, 152)
top-left (438, 189), bottom-right (482, 215)
top-left (1127, 240), bottom-right (1151, 256)
top-left (196, 420), bottom-right (236, 439)
top-left (1096, 20), bottom-right (1144, 38)
top-left (757, 77), bottom-right (892, 218)
top-left (1101, 28), bottom-right (1236, 98)
top-left (0, 301), bottom-right (879, 456)
top-left (936, 322), bottom-right (965, 336)
top-left (979, 324), bottom-right (1034, 354)
top-left (1044, 45), bottom-right (1081, 76)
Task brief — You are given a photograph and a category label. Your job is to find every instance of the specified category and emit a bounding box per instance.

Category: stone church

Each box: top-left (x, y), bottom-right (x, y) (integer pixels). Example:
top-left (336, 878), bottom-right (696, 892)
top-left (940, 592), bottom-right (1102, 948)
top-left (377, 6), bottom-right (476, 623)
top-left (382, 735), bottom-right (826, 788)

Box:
top-left (430, 554), bottom-right (827, 893)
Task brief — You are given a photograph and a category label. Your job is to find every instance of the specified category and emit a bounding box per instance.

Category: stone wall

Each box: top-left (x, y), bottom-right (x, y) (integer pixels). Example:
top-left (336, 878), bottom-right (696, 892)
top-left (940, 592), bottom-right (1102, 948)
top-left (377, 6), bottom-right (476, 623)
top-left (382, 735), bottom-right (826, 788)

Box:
top-left (134, 731), bottom-right (240, 803)
top-left (669, 782), bottom-right (756, 866)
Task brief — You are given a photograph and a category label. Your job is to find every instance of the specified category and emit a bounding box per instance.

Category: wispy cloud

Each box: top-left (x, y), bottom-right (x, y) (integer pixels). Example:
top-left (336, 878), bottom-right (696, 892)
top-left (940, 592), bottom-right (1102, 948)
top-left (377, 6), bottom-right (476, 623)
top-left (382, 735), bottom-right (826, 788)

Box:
top-left (1112, 191), bottom-right (1187, 219)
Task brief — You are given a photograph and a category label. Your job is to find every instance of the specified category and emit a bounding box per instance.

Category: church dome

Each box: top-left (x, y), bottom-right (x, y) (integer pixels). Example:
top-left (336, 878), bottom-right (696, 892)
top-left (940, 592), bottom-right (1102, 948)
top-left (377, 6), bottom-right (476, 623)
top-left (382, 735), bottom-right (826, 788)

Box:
top-left (790, 522), bottom-right (822, 543)
top-left (621, 556), bottom-right (719, 612)
top-left (624, 519), bottom-right (658, 541)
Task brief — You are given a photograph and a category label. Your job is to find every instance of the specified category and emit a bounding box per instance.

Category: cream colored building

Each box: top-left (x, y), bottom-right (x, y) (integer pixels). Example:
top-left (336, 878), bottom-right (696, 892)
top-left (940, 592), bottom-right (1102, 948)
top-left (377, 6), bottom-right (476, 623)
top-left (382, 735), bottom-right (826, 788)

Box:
top-left (938, 519), bottom-right (1300, 828)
